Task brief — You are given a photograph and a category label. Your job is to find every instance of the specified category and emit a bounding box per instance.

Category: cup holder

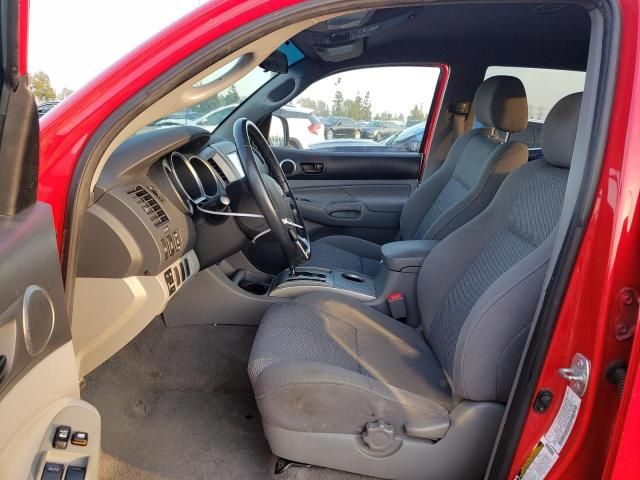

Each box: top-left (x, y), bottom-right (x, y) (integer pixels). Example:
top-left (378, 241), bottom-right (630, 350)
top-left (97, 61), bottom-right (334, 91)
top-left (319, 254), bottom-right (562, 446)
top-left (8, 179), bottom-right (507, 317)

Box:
top-left (341, 273), bottom-right (365, 283)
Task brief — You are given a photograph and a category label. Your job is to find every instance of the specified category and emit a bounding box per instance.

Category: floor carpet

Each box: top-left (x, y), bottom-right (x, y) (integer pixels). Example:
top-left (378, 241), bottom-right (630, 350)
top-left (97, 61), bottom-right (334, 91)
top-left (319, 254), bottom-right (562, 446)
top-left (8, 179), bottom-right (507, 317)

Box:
top-left (82, 318), bottom-right (371, 480)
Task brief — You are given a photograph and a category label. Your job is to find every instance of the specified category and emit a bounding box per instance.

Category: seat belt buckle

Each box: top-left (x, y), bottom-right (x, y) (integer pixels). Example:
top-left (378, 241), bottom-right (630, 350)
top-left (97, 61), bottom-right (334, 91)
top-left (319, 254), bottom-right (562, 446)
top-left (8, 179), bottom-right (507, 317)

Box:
top-left (387, 292), bottom-right (407, 322)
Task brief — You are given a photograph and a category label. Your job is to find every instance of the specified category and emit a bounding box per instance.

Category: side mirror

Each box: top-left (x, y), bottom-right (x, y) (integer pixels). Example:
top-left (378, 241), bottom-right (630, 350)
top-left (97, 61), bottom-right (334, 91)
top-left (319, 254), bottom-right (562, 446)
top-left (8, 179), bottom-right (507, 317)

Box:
top-left (269, 114), bottom-right (289, 147)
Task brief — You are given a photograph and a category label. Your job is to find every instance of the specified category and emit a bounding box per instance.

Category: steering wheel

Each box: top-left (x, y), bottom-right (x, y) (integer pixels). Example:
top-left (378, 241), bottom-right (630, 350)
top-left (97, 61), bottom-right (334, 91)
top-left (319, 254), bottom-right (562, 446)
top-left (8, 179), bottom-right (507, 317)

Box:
top-left (233, 118), bottom-right (310, 267)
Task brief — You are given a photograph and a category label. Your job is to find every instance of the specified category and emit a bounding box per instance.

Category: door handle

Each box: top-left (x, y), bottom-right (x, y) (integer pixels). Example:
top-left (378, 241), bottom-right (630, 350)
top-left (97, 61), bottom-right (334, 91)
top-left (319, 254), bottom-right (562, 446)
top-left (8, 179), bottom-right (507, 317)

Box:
top-left (325, 202), bottom-right (362, 215)
top-left (300, 162), bottom-right (324, 174)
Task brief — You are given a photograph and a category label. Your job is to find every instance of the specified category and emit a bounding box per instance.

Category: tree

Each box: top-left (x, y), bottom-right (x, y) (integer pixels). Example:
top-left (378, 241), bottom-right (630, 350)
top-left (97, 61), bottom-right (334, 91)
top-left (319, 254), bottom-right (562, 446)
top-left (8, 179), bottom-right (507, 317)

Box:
top-left (315, 100), bottom-right (330, 117)
top-left (58, 87), bottom-right (74, 101)
top-left (408, 104), bottom-right (426, 122)
top-left (331, 90), bottom-right (344, 116)
top-left (192, 94), bottom-right (222, 115)
top-left (361, 91), bottom-right (372, 120)
top-left (29, 71), bottom-right (56, 102)
top-left (297, 97), bottom-right (330, 117)
top-left (224, 85), bottom-right (240, 104)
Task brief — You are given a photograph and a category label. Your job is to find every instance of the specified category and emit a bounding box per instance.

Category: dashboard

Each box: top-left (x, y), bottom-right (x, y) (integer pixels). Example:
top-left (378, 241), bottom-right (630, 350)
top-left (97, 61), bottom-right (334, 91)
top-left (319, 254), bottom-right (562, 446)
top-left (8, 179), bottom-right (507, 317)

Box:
top-left (77, 126), bottom-right (244, 284)
top-left (73, 125), bottom-right (255, 376)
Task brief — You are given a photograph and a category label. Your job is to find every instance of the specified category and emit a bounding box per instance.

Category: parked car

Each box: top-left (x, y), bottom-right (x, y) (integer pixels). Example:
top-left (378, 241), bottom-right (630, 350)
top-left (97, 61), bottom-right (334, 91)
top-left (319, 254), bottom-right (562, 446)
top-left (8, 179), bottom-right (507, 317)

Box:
top-left (308, 138), bottom-right (378, 150)
top-left (322, 116), bottom-right (361, 139)
top-left (274, 104), bottom-right (324, 148)
top-left (381, 121), bottom-right (426, 151)
top-left (37, 101), bottom-right (59, 117)
top-left (190, 104), bottom-right (239, 131)
top-left (148, 104), bottom-right (238, 132)
top-left (362, 120), bottom-right (403, 141)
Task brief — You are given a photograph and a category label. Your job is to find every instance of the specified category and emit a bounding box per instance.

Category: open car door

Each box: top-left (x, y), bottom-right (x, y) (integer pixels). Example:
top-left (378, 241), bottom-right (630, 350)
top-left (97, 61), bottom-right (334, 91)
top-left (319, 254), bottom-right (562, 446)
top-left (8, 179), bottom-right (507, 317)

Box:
top-left (0, 1), bottom-right (100, 479)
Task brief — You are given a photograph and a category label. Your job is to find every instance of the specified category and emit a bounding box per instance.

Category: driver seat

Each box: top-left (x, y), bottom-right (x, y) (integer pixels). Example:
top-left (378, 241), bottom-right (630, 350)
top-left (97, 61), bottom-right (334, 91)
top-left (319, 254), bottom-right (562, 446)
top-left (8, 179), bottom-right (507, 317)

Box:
top-left (305, 75), bottom-right (529, 276)
top-left (248, 93), bottom-right (582, 479)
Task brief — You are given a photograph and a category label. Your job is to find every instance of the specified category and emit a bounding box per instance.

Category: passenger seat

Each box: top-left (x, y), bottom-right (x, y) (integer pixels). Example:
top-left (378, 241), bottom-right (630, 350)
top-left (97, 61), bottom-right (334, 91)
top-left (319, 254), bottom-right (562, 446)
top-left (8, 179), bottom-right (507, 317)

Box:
top-left (306, 75), bottom-right (530, 275)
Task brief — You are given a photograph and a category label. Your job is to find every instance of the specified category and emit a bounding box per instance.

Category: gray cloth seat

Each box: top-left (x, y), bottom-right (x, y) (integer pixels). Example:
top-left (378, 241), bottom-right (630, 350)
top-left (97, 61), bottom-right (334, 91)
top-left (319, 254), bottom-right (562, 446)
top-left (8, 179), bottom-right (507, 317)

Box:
top-left (248, 93), bottom-right (583, 480)
top-left (306, 75), bottom-right (530, 275)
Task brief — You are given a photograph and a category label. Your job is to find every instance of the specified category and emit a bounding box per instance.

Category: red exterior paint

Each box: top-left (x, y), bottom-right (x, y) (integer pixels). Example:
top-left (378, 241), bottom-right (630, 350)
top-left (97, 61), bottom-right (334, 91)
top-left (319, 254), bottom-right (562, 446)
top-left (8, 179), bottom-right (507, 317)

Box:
top-left (420, 64), bottom-right (450, 178)
top-left (18, 0), bottom-right (29, 75)
top-left (37, 0), bottom-right (303, 250)
top-left (508, 0), bottom-right (640, 477)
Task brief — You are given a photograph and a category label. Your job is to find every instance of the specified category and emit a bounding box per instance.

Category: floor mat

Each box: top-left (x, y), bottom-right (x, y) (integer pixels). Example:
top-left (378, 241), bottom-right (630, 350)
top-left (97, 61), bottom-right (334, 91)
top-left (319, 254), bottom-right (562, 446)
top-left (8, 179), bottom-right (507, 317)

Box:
top-left (82, 318), bottom-right (372, 480)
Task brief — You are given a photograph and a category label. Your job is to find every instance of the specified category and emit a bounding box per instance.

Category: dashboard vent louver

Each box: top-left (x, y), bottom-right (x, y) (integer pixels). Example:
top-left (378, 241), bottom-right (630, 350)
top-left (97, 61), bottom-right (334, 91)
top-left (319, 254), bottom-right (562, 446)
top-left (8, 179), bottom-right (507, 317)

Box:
top-left (129, 185), bottom-right (169, 228)
top-left (208, 158), bottom-right (229, 184)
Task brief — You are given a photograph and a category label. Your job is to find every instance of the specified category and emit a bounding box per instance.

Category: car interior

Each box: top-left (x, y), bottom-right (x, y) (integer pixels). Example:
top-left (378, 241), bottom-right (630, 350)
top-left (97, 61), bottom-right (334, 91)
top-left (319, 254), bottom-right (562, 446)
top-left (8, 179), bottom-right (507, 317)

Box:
top-left (4, 1), bottom-right (613, 479)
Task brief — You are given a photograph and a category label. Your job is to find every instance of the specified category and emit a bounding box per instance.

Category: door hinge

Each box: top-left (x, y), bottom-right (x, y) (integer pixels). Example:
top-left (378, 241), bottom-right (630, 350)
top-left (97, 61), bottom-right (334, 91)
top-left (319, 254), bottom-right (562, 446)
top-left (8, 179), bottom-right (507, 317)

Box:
top-left (615, 288), bottom-right (638, 341)
top-left (558, 353), bottom-right (590, 397)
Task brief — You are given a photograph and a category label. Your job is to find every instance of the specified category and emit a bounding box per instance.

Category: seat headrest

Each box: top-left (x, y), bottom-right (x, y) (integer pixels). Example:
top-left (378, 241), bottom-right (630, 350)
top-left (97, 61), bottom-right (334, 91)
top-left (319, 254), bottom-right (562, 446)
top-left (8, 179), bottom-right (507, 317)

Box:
top-left (542, 92), bottom-right (583, 168)
top-left (474, 76), bottom-right (528, 133)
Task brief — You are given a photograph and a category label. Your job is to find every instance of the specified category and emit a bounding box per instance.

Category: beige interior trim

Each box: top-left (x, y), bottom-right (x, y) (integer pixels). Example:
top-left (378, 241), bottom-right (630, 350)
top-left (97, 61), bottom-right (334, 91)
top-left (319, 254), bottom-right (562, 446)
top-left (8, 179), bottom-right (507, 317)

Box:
top-left (72, 250), bottom-right (200, 377)
top-left (0, 342), bottom-right (101, 479)
top-left (89, 15), bottom-right (331, 192)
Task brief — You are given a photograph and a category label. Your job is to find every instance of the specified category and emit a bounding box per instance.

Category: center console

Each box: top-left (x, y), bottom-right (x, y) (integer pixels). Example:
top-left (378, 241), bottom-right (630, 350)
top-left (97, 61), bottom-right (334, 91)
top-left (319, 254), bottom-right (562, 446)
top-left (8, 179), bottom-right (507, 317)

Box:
top-left (162, 239), bottom-right (440, 329)
top-left (270, 267), bottom-right (376, 300)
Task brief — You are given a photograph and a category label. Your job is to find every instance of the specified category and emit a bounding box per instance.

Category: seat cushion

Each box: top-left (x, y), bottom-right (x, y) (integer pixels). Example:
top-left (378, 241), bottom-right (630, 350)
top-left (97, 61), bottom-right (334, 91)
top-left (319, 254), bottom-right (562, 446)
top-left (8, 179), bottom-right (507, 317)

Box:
top-left (248, 293), bottom-right (452, 435)
top-left (305, 235), bottom-right (383, 275)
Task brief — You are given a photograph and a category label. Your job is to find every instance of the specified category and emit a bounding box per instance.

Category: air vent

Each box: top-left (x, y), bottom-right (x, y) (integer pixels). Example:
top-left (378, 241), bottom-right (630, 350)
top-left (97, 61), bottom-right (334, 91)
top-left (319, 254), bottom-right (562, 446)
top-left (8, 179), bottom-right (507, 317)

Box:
top-left (208, 157), bottom-right (229, 184)
top-left (128, 185), bottom-right (169, 228)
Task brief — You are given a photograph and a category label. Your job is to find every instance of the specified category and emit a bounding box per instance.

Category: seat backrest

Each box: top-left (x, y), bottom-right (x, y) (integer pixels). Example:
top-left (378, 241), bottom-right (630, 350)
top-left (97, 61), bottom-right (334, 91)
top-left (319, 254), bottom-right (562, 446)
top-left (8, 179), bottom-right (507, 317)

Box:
top-left (417, 93), bottom-right (583, 404)
top-left (400, 75), bottom-right (529, 241)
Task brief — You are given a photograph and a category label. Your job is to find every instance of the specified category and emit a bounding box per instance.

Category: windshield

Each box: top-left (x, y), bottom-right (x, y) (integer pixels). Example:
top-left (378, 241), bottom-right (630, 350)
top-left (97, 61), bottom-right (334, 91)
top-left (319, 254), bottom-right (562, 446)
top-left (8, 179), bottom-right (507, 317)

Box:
top-left (140, 59), bottom-right (276, 134)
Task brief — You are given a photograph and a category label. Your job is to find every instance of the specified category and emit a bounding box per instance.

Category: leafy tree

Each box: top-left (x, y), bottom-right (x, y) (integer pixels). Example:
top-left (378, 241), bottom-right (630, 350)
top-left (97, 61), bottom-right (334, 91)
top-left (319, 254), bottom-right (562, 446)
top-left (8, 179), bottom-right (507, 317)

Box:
top-left (343, 99), bottom-right (356, 119)
top-left (361, 91), bottom-right (372, 120)
top-left (408, 104), bottom-right (426, 122)
top-left (224, 85), bottom-right (240, 104)
top-left (315, 100), bottom-right (330, 117)
top-left (192, 94), bottom-right (222, 115)
top-left (58, 87), bottom-right (74, 100)
top-left (29, 71), bottom-right (56, 102)
top-left (331, 90), bottom-right (344, 116)
top-left (297, 97), bottom-right (330, 117)
top-left (374, 111), bottom-right (393, 120)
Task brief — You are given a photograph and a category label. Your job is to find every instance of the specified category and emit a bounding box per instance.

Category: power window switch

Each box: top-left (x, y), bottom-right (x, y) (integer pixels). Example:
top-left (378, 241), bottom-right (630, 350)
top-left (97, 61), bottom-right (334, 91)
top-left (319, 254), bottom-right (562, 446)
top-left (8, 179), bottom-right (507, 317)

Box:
top-left (64, 466), bottom-right (86, 480)
top-left (41, 463), bottom-right (64, 480)
top-left (53, 425), bottom-right (71, 449)
top-left (71, 431), bottom-right (89, 447)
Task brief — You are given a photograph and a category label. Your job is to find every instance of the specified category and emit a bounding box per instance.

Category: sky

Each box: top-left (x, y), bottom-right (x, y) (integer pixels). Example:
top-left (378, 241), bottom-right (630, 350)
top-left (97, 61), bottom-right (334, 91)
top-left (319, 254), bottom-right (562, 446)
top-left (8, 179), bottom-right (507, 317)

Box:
top-left (301, 67), bottom-right (441, 118)
top-left (29, 0), bottom-right (202, 91)
top-left (28, 1), bottom-right (585, 120)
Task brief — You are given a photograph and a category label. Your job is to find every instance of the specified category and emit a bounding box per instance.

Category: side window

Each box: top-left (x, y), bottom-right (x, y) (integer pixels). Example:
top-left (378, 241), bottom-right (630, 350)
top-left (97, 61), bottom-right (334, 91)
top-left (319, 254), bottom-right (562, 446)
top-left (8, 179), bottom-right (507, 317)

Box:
top-left (270, 66), bottom-right (441, 151)
top-left (484, 66), bottom-right (586, 149)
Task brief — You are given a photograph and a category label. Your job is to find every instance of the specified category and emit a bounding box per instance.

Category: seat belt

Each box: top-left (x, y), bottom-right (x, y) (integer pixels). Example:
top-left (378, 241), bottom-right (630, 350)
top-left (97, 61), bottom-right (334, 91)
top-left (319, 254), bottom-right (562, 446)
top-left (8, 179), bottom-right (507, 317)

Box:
top-left (448, 100), bottom-right (471, 140)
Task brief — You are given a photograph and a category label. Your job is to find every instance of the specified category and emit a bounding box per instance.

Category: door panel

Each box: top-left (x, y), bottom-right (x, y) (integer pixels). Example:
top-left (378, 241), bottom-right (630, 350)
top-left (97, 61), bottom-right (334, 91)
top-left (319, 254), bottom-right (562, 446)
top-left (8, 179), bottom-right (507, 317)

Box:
top-left (288, 178), bottom-right (416, 242)
top-left (0, 204), bottom-right (101, 479)
top-left (273, 147), bottom-right (420, 241)
top-left (292, 182), bottom-right (410, 230)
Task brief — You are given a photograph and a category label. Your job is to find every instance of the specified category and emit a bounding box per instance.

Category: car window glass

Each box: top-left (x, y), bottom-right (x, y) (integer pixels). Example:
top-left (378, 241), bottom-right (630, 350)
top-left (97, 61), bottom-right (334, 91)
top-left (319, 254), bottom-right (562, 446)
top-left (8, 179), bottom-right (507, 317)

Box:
top-left (138, 60), bottom-right (275, 135)
top-left (273, 66), bottom-right (440, 152)
top-left (484, 66), bottom-right (585, 149)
